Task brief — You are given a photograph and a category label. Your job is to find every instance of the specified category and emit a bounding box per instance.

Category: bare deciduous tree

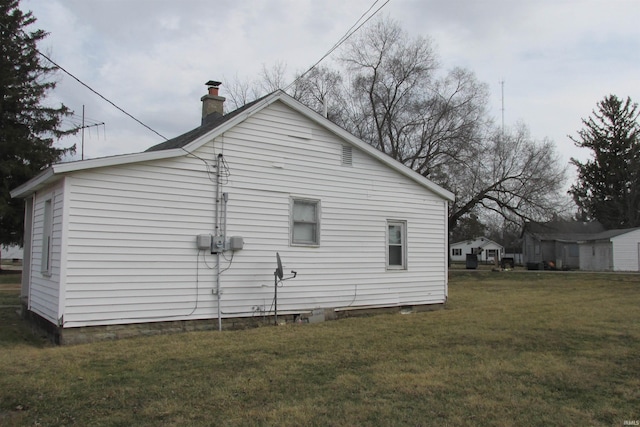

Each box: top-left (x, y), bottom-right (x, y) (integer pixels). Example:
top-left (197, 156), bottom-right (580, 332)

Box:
top-left (290, 66), bottom-right (348, 124)
top-left (224, 17), bottom-right (568, 234)
top-left (449, 123), bottom-right (567, 231)
top-left (224, 62), bottom-right (289, 110)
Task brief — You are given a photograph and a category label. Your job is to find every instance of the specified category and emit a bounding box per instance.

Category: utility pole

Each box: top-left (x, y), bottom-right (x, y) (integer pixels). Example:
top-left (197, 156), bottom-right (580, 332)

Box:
top-left (500, 80), bottom-right (505, 135)
top-left (82, 105), bottom-right (85, 160)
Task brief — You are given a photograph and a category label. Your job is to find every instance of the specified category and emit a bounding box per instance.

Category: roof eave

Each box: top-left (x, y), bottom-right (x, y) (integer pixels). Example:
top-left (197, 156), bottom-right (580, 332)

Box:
top-left (10, 168), bottom-right (56, 199)
top-left (10, 149), bottom-right (183, 198)
top-left (11, 90), bottom-right (456, 203)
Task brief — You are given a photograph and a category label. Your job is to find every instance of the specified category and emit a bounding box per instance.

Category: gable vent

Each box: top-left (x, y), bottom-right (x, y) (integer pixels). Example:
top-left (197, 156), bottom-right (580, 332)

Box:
top-left (342, 145), bottom-right (353, 166)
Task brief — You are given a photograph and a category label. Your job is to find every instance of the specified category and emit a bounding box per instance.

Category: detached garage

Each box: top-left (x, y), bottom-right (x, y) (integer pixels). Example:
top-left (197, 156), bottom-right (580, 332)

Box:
top-left (579, 228), bottom-right (640, 272)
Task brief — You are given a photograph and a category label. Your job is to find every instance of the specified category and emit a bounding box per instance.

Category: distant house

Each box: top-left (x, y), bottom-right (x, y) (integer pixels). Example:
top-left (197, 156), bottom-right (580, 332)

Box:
top-left (10, 84), bottom-right (455, 343)
top-left (450, 237), bottom-right (504, 264)
top-left (522, 221), bottom-right (640, 271)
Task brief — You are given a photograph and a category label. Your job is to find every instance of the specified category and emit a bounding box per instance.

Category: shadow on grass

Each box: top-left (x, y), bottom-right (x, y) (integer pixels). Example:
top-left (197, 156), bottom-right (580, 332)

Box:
top-left (0, 276), bottom-right (49, 348)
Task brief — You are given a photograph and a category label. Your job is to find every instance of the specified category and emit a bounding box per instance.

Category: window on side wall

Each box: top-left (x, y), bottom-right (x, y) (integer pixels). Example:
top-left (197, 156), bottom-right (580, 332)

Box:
top-left (41, 198), bottom-right (53, 275)
top-left (387, 220), bottom-right (407, 270)
top-left (291, 198), bottom-right (320, 246)
top-left (569, 244), bottom-right (579, 257)
top-left (452, 248), bottom-right (462, 256)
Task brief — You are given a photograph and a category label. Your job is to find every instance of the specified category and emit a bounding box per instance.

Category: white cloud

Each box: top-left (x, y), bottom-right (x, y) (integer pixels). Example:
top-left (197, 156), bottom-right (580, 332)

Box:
top-left (19, 0), bottom-right (640, 173)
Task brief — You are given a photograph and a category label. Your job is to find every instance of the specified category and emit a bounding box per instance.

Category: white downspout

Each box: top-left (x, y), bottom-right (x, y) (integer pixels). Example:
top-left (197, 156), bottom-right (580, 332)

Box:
top-left (444, 200), bottom-right (449, 302)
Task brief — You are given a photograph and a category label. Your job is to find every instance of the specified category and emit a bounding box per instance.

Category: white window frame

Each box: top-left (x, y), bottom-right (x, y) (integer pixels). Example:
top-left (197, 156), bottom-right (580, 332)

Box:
top-left (386, 220), bottom-right (407, 270)
top-left (41, 198), bottom-right (53, 275)
top-left (452, 248), bottom-right (462, 256)
top-left (290, 198), bottom-right (320, 246)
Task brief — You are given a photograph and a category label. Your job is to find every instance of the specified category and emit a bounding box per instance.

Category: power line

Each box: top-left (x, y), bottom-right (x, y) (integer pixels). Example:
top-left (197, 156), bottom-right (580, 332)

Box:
top-left (284, 0), bottom-right (391, 91)
top-left (1, 19), bottom-right (169, 141)
top-left (5, 1), bottom-right (390, 143)
top-left (35, 49), bottom-right (169, 141)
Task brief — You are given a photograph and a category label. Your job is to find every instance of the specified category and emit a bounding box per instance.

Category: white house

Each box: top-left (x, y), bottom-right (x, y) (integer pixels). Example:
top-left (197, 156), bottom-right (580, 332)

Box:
top-left (450, 237), bottom-right (504, 264)
top-left (11, 85), bottom-right (454, 343)
top-left (578, 228), bottom-right (640, 272)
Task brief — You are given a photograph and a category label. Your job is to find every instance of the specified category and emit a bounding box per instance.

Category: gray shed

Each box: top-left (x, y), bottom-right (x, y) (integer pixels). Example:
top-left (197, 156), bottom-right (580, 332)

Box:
top-left (578, 228), bottom-right (640, 271)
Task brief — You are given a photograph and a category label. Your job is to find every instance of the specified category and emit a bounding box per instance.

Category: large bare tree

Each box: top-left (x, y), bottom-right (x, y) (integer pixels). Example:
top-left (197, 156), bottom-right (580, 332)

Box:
top-left (448, 123), bottom-right (567, 231)
top-left (333, 18), bottom-right (566, 230)
top-left (226, 17), bottom-right (567, 233)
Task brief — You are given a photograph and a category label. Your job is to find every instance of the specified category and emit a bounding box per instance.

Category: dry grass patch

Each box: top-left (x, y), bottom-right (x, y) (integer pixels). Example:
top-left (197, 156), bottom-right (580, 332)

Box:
top-left (0, 271), bottom-right (639, 426)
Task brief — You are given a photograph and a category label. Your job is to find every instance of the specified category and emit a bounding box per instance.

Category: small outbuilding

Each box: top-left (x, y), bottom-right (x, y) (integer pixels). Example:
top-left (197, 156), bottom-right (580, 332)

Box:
top-left (522, 221), bottom-right (605, 270)
top-left (578, 228), bottom-right (640, 272)
top-left (523, 221), bottom-right (640, 271)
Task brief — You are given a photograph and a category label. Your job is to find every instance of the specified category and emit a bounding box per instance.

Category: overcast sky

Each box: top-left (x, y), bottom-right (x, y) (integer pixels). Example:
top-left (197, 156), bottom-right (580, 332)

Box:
top-left (21, 0), bottom-right (640, 177)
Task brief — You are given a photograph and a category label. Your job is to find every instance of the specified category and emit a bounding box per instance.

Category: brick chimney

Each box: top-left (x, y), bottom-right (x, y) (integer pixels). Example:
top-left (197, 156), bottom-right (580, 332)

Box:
top-left (201, 80), bottom-right (225, 124)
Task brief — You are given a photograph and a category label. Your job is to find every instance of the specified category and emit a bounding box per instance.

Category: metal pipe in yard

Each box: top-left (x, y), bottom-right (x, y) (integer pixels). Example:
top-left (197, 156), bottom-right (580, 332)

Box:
top-left (223, 192), bottom-right (228, 242)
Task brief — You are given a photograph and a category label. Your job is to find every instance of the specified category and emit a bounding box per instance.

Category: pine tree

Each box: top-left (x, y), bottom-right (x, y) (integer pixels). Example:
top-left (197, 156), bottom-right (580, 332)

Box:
top-left (569, 95), bottom-right (640, 228)
top-left (0, 0), bottom-right (75, 246)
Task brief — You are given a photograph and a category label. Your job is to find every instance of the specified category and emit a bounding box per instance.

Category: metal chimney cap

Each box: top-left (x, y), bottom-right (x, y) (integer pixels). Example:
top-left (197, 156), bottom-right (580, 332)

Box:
top-left (205, 80), bottom-right (221, 87)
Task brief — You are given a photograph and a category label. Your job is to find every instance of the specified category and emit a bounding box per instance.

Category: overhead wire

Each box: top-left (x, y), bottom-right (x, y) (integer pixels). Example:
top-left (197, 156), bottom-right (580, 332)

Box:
top-left (0, 19), bottom-right (169, 141)
top-left (284, 0), bottom-right (391, 92)
top-left (34, 49), bottom-right (169, 141)
top-left (3, 1), bottom-right (390, 146)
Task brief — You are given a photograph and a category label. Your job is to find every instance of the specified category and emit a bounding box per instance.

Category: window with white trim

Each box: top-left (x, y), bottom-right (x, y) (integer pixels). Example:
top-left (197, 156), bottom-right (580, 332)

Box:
top-left (387, 220), bottom-right (407, 269)
top-left (41, 199), bottom-right (53, 275)
top-left (291, 198), bottom-right (320, 246)
top-left (452, 248), bottom-right (462, 256)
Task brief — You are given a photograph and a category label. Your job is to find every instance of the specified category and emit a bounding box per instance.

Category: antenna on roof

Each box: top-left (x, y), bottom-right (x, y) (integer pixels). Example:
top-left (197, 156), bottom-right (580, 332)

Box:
top-left (500, 79), bottom-right (505, 135)
top-left (64, 104), bottom-right (106, 160)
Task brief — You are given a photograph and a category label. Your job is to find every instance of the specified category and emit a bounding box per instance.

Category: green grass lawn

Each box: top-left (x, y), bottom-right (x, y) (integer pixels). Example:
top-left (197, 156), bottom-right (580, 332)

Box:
top-left (1, 271), bottom-right (639, 426)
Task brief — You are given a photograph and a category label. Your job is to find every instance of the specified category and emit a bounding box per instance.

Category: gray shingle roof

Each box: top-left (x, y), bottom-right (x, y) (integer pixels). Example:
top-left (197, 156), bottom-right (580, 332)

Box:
top-left (145, 94), bottom-right (269, 152)
top-left (586, 227), bottom-right (640, 241)
top-left (524, 220), bottom-right (640, 242)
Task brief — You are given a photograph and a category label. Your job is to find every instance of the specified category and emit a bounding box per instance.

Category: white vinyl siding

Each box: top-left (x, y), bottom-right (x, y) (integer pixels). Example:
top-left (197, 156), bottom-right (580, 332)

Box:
top-left (53, 99), bottom-right (449, 328)
top-left (213, 101), bottom-right (447, 315)
top-left (29, 184), bottom-right (64, 324)
top-left (611, 229), bottom-right (640, 271)
top-left (62, 158), bottom-right (219, 326)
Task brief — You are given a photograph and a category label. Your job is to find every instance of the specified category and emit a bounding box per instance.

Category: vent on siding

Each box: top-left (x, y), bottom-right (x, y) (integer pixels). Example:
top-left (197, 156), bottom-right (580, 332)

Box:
top-left (342, 145), bottom-right (353, 166)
